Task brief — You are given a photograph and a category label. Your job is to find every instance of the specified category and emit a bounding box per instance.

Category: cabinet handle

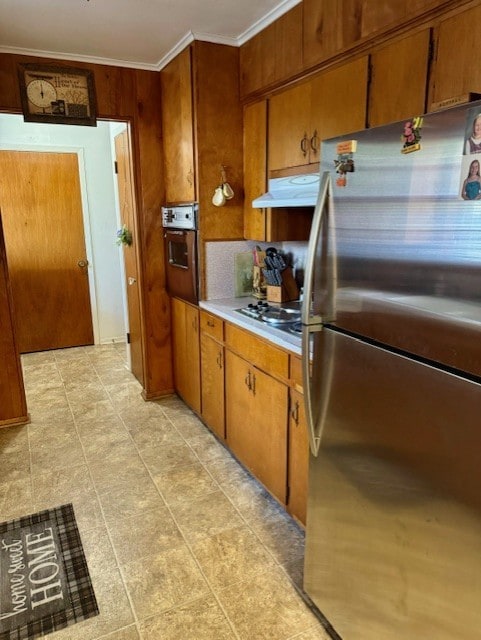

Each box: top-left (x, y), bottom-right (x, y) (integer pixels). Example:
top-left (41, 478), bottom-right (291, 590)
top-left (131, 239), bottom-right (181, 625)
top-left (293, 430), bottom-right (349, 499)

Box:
top-left (207, 320), bottom-right (215, 327)
top-left (300, 133), bottom-right (309, 157)
top-left (291, 400), bottom-right (299, 425)
top-left (192, 316), bottom-right (198, 331)
top-left (251, 373), bottom-right (256, 396)
top-left (245, 370), bottom-right (252, 390)
top-left (216, 351), bottom-right (223, 369)
top-left (310, 130), bottom-right (319, 155)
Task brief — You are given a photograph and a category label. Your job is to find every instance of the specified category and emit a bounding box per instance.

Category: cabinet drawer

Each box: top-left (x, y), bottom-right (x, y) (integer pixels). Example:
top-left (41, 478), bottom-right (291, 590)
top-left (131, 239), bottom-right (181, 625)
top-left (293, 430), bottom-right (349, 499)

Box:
top-left (200, 310), bottom-right (224, 341)
top-left (225, 323), bottom-right (289, 380)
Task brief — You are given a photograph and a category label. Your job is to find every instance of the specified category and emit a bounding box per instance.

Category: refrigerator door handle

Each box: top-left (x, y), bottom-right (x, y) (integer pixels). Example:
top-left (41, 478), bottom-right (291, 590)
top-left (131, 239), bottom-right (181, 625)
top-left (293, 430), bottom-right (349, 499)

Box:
top-left (302, 325), bottom-right (335, 457)
top-left (301, 171), bottom-right (335, 326)
top-left (301, 171), bottom-right (335, 456)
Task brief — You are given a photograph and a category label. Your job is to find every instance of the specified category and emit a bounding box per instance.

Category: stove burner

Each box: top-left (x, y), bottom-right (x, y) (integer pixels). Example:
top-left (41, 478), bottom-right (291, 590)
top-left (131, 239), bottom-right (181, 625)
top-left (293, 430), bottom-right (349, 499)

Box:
top-left (288, 321), bottom-right (302, 335)
top-left (235, 301), bottom-right (302, 337)
top-left (262, 307), bottom-right (301, 325)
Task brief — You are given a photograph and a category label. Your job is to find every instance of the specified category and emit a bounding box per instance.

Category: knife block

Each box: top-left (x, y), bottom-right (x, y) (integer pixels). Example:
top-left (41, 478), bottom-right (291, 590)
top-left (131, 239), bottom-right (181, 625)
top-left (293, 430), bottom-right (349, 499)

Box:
top-left (266, 267), bottom-right (299, 303)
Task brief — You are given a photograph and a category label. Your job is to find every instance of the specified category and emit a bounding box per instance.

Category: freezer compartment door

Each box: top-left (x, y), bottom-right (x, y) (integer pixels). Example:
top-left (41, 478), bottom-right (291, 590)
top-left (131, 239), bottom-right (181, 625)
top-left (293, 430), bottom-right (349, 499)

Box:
top-left (304, 328), bottom-right (481, 639)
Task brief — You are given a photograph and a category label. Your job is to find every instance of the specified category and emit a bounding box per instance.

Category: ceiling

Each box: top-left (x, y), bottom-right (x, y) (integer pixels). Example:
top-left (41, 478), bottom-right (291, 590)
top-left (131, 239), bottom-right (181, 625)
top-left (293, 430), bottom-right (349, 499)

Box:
top-left (0, 0), bottom-right (300, 71)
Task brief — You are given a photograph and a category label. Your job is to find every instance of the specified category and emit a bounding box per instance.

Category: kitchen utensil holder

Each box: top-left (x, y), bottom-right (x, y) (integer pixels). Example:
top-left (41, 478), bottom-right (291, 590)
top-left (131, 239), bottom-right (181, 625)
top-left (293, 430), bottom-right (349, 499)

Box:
top-left (266, 267), bottom-right (299, 303)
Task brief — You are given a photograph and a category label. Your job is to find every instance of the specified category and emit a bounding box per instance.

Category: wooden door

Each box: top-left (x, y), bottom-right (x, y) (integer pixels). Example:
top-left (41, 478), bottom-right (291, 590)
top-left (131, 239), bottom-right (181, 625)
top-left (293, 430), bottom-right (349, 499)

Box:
top-left (429, 4), bottom-right (481, 109)
top-left (0, 212), bottom-right (28, 426)
top-left (0, 151), bottom-right (93, 353)
top-left (161, 47), bottom-right (196, 203)
top-left (200, 333), bottom-right (225, 439)
top-left (268, 82), bottom-right (311, 171)
top-left (287, 388), bottom-right (308, 526)
top-left (114, 129), bottom-right (144, 385)
top-left (171, 298), bottom-right (201, 414)
top-left (226, 349), bottom-right (288, 503)
top-left (244, 100), bottom-right (268, 241)
top-left (368, 30), bottom-right (431, 127)
top-left (310, 56), bottom-right (368, 153)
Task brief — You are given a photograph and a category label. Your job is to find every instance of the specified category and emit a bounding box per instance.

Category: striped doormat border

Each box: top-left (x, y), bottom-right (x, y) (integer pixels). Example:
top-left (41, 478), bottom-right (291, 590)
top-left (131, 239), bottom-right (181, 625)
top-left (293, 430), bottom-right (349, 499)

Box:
top-left (0, 503), bottom-right (99, 640)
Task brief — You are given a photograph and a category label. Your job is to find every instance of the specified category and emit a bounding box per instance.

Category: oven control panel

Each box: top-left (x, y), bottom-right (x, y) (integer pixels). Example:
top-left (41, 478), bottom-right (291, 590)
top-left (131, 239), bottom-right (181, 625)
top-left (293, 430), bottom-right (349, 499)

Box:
top-left (162, 203), bottom-right (198, 230)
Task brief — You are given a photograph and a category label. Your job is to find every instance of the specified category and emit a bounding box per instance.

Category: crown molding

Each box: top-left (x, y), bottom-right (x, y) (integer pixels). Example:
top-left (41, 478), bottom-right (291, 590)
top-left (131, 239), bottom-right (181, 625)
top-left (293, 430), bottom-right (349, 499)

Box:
top-left (237, 0), bottom-right (302, 45)
top-left (155, 31), bottom-right (195, 70)
top-left (0, 44), bottom-right (159, 71)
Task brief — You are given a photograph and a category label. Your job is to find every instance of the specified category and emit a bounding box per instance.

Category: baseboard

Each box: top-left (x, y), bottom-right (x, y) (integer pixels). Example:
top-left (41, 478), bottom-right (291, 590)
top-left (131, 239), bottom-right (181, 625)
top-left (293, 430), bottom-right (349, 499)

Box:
top-left (0, 414), bottom-right (30, 429)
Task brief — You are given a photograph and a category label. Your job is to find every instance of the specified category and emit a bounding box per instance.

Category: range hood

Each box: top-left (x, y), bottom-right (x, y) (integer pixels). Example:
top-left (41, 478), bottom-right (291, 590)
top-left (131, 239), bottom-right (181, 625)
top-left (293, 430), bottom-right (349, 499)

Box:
top-left (252, 173), bottom-right (320, 208)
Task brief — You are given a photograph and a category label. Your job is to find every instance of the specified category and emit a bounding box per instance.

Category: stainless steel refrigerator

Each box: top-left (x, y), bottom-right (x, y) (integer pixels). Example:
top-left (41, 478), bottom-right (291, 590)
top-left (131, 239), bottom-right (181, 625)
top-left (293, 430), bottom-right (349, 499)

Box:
top-left (301, 101), bottom-right (481, 639)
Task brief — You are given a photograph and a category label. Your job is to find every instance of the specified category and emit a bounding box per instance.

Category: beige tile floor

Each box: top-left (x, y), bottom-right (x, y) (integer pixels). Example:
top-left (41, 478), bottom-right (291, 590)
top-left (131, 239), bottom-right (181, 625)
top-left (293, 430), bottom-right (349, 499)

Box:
top-left (0, 343), bottom-right (331, 640)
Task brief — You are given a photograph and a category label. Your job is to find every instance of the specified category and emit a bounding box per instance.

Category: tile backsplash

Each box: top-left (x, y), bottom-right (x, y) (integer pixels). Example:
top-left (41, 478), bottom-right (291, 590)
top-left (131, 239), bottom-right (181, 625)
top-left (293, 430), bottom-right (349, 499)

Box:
top-left (203, 240), bottom-right (308, 300)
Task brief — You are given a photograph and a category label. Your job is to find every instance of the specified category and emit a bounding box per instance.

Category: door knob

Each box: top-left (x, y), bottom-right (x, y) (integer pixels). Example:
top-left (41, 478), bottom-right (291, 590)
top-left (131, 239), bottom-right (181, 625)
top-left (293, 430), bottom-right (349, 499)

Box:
top-left (77, 259), bottom-right (89, 268)
top-left (128, 277), bottom-right (137, 285)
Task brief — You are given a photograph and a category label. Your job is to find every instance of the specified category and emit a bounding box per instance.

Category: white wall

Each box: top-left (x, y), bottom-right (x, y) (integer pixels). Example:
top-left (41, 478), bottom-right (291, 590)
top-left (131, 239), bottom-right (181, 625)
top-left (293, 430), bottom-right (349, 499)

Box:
top-left (0, 114), bottom-right (125, 344)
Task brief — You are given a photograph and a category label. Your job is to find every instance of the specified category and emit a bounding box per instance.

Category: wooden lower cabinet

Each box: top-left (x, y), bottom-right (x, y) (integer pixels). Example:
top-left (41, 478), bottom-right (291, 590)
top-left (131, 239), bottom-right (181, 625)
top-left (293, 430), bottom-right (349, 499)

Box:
top-left (287, 388), bottom-right (309, 525)
top-left (225, 349), bottom-right (288, 504)
top-left (171, 297), bottom-right (201, 414)
top-left (200, 333), bottom-right (225, 439)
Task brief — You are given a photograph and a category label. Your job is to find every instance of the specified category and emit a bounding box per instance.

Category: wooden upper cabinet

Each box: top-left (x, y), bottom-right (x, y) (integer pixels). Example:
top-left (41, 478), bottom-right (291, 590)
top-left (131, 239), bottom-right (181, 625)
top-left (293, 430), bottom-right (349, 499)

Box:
top-left (269, 57), bottom-right (368, 172)
top-left (368, 29), bottom-right (431, 127)
top-left (240, 4), bottom-right (302, 98)
top-left (269, 82), bottom-right (312, 171)
top-left (161, 48), bottom-right (195, 204)
top-left (303, 0), bottom-right (446, 71)
top-left (244, 100), bottom-right (268, 240)
top-left (429, 4), bottom-right (481, 109)
top-left (160, 42), bottom-right (244, 240)
top-left (310, 56), bottom-right (368, 145)
top-left (194, 42), bottom-right (244, 240)
top-left (303, 0), bottom-right (363, 70)
top-left (240, 23), bottom-right (276, 98)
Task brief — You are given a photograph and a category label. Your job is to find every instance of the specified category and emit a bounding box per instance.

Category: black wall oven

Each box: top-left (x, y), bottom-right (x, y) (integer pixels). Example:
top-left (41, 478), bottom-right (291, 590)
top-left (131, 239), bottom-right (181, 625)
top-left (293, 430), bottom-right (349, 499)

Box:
top-left (162, 204), bottom-right (199, 304)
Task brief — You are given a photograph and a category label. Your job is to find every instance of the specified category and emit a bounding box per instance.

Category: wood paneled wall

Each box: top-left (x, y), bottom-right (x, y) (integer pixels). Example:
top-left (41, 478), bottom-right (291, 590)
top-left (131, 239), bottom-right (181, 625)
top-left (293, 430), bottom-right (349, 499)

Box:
top-left (0, 52), bottom-right (173, 400)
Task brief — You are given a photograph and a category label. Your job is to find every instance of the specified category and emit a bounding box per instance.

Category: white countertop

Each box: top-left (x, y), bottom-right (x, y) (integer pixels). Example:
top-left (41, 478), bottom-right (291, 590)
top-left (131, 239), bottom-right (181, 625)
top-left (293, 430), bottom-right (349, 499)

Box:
top-left (199, 297), bottom-right (302, 356)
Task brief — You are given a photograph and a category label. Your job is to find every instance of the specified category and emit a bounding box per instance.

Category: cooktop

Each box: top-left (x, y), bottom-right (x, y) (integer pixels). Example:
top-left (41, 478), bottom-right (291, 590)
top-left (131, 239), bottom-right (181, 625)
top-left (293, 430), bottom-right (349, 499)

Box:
top-left (235, 300), bottom-right (302, 336)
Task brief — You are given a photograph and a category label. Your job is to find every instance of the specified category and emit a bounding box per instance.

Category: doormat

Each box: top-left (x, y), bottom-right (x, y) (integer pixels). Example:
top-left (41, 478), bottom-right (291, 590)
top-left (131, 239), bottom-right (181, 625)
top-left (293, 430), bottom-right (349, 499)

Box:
top-left (0, 503), bottom-right (99, 640)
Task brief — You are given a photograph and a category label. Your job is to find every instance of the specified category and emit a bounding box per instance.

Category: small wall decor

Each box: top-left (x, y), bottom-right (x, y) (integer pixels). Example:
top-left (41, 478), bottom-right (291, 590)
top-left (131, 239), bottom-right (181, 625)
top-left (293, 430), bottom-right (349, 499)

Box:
top-left (116, 224), bottom-right (132, 247)
top-left (212, 165), bottom-right (234, 206)
top-left (18, 63), bottom-right (97, 126)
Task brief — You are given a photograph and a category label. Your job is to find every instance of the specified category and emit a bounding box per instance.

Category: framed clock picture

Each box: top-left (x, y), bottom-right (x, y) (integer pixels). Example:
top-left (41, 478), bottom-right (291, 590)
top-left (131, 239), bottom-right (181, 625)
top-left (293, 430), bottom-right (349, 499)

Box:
top-left (18, 63), bottom-right (97, 126)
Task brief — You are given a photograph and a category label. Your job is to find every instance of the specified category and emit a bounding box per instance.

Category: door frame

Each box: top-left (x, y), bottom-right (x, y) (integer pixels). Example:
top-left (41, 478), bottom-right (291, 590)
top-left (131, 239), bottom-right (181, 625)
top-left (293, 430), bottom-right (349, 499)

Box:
top-left (0, 142), bottom-right (100, 343)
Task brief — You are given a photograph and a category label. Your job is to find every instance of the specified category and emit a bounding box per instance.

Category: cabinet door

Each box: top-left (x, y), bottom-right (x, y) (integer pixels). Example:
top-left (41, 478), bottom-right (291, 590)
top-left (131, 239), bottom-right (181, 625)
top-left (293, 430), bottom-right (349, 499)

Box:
top-left (161, 48), bottom-right (196, 203)
top-left (268, 82), bottom-right (311, 171)
top-left (369, 30), bottom-right (430, 127)
top-left (310, 56), bottom-right (368, 154)
top-left (201, 334), bottom-right (225, 440)
top-left (225, 350), bottom-right (288, 503)
top-left (0, 214), bottom-right (27, 425)
top-left (429, 4), bottom-right (481, 108)
top-left (171, 298), bottom-right (201, 413)
top-left (287, 388), bottom-right (308, 526)
top-left (244, 100), bottom-right (268, 241)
